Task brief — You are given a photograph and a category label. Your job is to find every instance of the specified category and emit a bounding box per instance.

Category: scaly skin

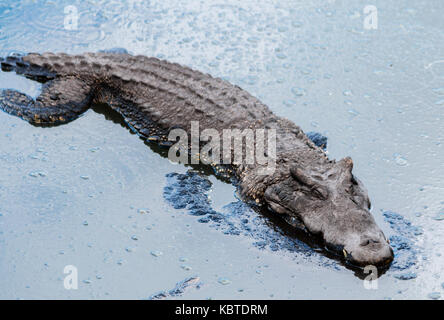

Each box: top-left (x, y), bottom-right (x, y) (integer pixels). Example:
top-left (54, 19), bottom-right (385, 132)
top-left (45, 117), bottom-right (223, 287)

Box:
top-left (0, 51), bottom-right (394, 267)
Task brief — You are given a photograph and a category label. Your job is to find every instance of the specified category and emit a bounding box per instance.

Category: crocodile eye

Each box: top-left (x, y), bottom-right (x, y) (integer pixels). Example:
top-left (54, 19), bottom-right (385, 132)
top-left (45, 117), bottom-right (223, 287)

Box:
top-left (353, 194), bottom-right (371, 210)
top-left (312, 186), bottom-right (328, 200)
top-left (349, 175), bottom-right (371, 209)
top-left (290, 166), bottom-right (316, 186)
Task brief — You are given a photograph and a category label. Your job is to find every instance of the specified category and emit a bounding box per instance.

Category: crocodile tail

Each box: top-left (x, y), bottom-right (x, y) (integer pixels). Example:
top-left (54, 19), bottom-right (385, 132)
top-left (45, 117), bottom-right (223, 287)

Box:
top-left (1, 53), bottom-right (57, 83)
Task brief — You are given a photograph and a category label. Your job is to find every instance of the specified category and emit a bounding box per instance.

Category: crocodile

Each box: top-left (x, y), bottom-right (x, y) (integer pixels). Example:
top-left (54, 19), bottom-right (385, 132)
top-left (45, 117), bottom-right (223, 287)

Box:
top-left (0, 51), bottom-right (394, 267)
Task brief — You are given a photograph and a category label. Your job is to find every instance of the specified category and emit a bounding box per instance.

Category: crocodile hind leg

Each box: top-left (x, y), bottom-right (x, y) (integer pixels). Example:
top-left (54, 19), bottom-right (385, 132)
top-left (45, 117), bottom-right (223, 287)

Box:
top-left (0, 76), bottom-right (94, 126)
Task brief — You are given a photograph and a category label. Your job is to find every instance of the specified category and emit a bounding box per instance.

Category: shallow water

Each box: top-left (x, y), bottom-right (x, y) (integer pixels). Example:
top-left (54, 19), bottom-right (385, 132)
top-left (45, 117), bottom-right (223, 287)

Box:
top-left (0, 0), bottom-right (443, 299)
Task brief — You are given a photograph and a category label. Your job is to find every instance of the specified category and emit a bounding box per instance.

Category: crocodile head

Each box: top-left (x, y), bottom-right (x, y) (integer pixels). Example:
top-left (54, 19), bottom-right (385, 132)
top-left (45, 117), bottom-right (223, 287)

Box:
top-left (264, 157), bottom-right (393, 267)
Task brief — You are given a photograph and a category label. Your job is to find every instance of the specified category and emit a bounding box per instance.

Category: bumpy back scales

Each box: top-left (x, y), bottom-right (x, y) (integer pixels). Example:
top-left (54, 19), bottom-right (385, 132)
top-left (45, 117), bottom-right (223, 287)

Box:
top-left (3, 52), bottom-right (328, 198)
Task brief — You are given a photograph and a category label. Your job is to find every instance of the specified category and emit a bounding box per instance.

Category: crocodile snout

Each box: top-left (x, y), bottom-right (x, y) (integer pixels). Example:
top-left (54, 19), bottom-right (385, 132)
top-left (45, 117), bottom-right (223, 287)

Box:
top-left (344, 233), bottom-right (394, 267)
